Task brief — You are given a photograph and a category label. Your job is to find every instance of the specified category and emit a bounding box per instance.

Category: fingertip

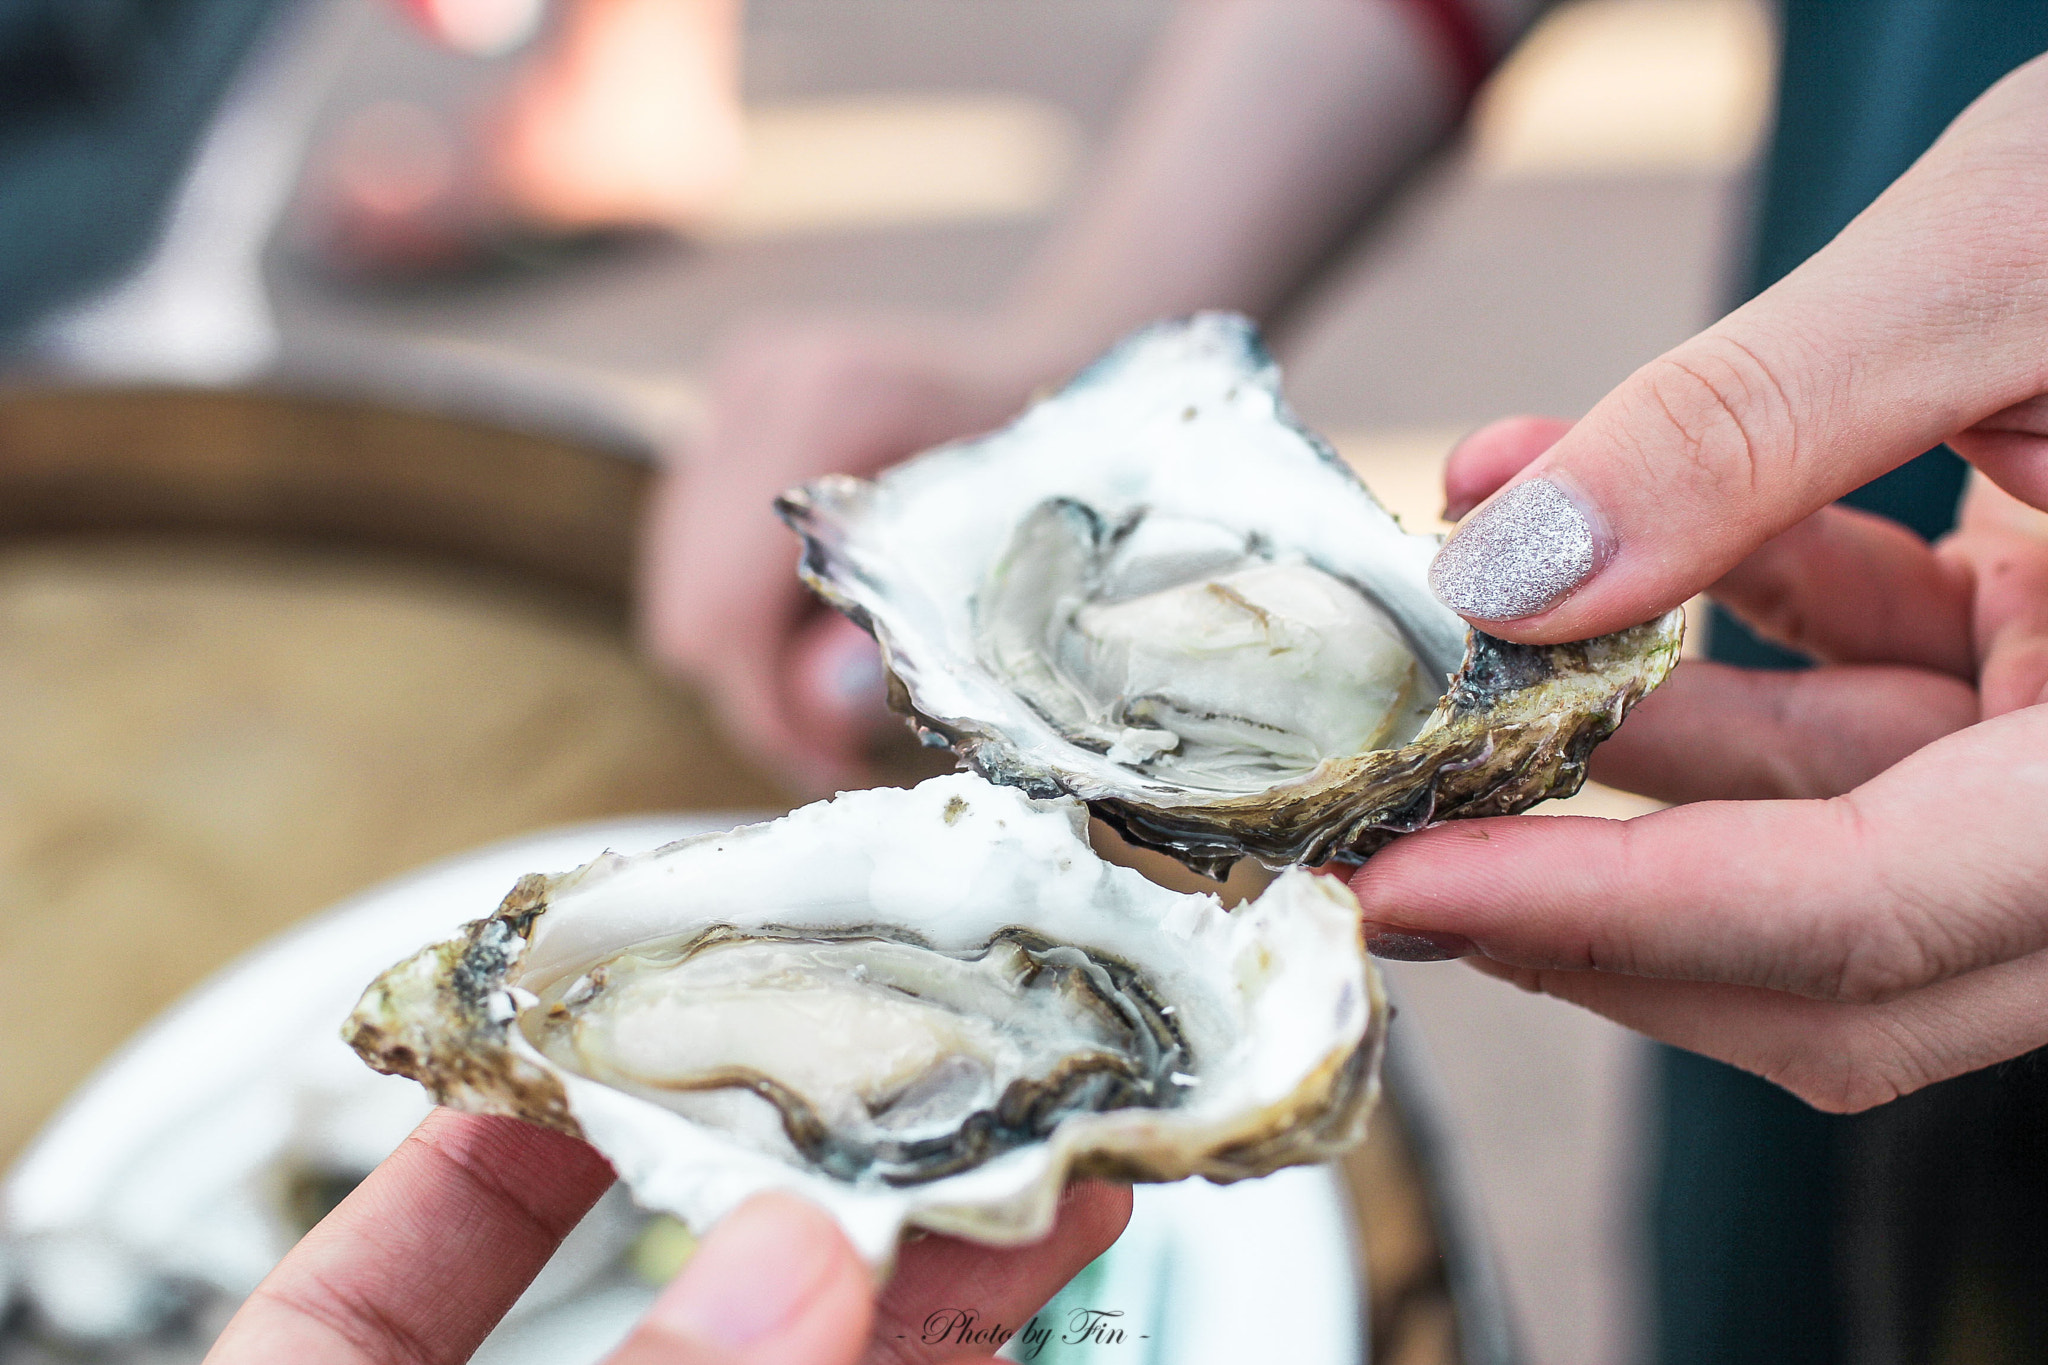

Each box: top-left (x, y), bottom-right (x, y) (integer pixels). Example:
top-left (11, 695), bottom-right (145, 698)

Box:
top-left (1953, 421), bottom-right (2048, 513)
top-left (1428, 474), bottom-right (1606, 628)
top-left (798, 615), bottom-right (889, 709)
top-left (1443, 416), bottom-right (1573, 521)
top-left (1345, 814), bottom-right (1632, 951)
top-left (1059, 1179), bottom-right (1135, 1251)
top-left (1345, 822), bottom-right (1496, 933)
top-left (636, 1193), bottom-right (872, 1363)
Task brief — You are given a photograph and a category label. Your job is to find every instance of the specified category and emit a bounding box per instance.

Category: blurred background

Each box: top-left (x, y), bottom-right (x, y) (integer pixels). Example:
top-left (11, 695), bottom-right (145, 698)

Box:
top-left (0, 1), bottom-right (1777, 1361)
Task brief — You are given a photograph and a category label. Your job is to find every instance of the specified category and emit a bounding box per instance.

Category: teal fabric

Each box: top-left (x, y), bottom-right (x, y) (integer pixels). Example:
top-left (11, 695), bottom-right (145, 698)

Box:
top-left (0, 0), bottom-right (287, 342)
top-left (1652, 1049), bottom-right (1846, 1365)
top-left (1657, 4), bottom-right (2048, 1362)
top-left (1705, 0), bottom-right (2048, 669)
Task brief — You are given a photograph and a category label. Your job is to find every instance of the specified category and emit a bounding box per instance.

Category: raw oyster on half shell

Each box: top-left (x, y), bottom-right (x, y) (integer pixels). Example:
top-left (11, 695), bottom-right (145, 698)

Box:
top-left (346, 775), bottom-right (1383, 1265)
top-left (780, 314), bottom-right (1681, 876)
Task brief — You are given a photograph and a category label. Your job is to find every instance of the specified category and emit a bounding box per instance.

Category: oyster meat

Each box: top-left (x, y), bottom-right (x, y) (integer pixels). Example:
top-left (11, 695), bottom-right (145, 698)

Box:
top-left (347, 775), bottom-right (1383, 1264)
top-left (781, 313), bottom-right (1681, 875)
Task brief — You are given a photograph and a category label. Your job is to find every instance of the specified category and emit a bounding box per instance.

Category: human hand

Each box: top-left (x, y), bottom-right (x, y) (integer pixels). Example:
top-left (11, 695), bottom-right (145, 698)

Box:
top-left (1350, 55), bottom-right (2048, 1112)
top-left (204, 1109), bottom-right (1130, 1365)
top-left (1352, 414), bottom-right (2048, 1112)
top-left (1424, 52), bottom-right (2048, 643)
top-left (641, 315), bottom-right (1054, 790)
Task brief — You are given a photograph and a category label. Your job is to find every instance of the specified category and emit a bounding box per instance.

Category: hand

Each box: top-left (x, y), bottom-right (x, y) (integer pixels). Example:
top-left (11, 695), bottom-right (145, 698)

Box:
top-left (204, 1109), bottom-right (1130, 1365)
top-left (1353, 415), bottom-right (2048, 1113)
top-left (1424, 53), bottom-right (2048, 640)
top-left (1356, 53), bottom-right (2048, 1113)
top-left (640, 315), bottom-right (1049, 790)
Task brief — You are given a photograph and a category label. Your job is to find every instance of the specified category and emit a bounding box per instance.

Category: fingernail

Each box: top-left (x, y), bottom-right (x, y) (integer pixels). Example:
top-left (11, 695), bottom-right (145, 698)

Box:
top-left (1429, 477), bottom-right (1598, 621)
top-left (823, 644), bottom-right (887, 712)
top-left (1363, 927), bottom-right (1474, 961)
top-left (647, 1193), bottom-right (841, 1349)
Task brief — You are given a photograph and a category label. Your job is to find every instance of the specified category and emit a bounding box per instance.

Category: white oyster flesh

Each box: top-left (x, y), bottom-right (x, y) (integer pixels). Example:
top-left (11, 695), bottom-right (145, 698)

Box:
top-left (347, 774), bottom-right (1385, 1266)
top-left (982, 498), bottom-right (1435, 789)
top-left (527, 930), bottom-right (1183, 1184)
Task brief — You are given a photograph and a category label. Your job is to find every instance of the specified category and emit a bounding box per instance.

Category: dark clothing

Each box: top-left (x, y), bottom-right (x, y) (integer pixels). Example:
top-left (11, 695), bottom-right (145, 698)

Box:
top-left (0, 0), bottom-right (283, 339)
top-left (1657, 4), bottom-right (2048, 1362)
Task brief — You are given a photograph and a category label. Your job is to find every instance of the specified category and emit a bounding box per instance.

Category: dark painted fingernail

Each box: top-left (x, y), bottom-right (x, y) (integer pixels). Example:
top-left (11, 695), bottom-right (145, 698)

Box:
top-left (1363, 927), bottom-right (1474, 962)
top-left (1430, 477), bottom-right (1598, 620)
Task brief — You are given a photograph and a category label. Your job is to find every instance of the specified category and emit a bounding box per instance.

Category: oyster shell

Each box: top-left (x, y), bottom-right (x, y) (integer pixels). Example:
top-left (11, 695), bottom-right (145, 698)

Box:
top-left (346, 775), bottom-right (1383, 1265)
top-left (781, 314), bottom-right (1681, 876)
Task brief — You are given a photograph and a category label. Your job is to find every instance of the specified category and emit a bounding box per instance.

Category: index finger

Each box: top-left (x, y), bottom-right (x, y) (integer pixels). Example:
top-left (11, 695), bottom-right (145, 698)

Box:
top-left (206, 1110), bottom-right (614, 1365)
top-left (1350, 706), bottom-right (2048, 1004)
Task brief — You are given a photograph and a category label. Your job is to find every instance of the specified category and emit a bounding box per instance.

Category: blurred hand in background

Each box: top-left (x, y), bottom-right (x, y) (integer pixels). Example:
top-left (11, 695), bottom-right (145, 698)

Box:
top-left (639, 0), bottom-right (1551, 787)
top-left (640, 315), bottom-right (1054, 791)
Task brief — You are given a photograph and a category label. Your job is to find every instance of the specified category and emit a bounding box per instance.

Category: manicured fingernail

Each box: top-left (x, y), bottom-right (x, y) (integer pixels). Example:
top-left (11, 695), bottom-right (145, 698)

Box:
top-left (1429, 477), bottom-right (1598, 621)
top-left (1363, 927), bottom-right (1474, 962)
top-left (647, 1193), bottom-right (840, 1349)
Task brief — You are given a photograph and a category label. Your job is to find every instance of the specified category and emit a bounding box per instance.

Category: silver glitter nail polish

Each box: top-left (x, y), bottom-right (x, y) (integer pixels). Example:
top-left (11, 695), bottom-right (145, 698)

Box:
top-left (1428, 477), bottom-right (1597, 621)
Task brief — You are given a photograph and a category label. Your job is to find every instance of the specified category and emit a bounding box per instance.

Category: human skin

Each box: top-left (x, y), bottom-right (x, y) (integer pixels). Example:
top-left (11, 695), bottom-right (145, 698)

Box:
top-left (640, 0), bottom-right (1548, 788)
top-left (202, 1109), bottom-right (1130, 1365)
top-left (1349, 55), bottom-right (2048, 1114)
top-left (325, 0), bottom-right (747, 275)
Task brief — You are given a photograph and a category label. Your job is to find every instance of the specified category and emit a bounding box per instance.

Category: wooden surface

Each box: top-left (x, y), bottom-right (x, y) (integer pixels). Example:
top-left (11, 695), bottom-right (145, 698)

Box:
top-left (0, 387), bottom-right (1460, 1363)
top-left (0, 389), bottom-right (793, 1168)
top-left (0, 387), bottom-right (648, 597)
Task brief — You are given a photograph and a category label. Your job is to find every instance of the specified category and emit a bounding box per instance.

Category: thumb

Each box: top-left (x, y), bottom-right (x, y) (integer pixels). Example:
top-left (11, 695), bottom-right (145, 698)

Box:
top-left (604, 1194), bottom-right (874, 1365)
top-left (1428, 53), bottom-right (2048, 643)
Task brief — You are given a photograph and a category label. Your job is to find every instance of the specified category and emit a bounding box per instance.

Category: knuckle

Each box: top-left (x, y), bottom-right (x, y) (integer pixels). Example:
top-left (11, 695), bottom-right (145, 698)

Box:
top-left (1794, 801), bottom-right (1949, 1005)
top-left (1769, 1014), bottom-right (1938, 1114)
top-left (1628, 336), bottom-right (1798, 498)
top-left (1818, 921), bottom-right (1940, 1005)
top-left (1773, 1058), bottom-right (1894, 1115)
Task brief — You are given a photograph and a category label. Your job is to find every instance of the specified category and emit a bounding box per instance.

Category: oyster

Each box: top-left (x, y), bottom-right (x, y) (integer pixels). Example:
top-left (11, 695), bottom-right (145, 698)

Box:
top-left (347, 775), bottom-right (1383, 1265)
top-left (781, 314), bottom-right (1681, 876)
